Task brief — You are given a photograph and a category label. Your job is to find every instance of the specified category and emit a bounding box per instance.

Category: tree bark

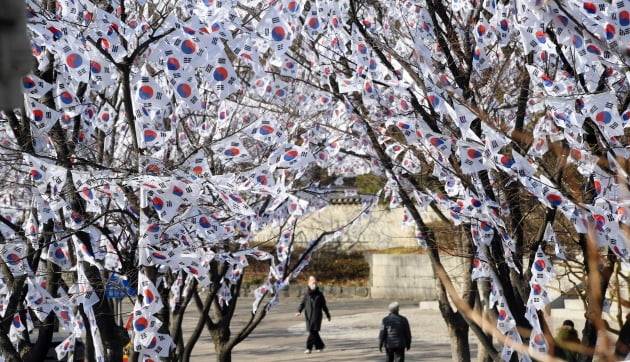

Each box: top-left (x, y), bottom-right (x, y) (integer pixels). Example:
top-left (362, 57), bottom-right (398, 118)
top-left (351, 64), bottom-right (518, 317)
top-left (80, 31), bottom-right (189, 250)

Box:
top-left (215, 343), bottom-right (232, 362)
top-left (447, 313), bottom-right (471, 362)
top-left (614, 314), bottom-right (630, 360)
top-left (0, 332), bottom-right (21, 362)
top-left (23, 260), bottom-right (59, 362)
top-left (213, 338), bottom-right (232, 362)
top-left (577, 259), bottom-right (614, 362)
top-left (475, 279), bottom-right (494, 362)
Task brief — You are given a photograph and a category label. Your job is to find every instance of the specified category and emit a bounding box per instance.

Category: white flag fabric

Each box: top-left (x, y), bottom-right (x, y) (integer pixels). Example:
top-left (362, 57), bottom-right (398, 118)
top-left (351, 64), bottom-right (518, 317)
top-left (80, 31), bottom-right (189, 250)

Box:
top-left (530, 246), bottom-right (555, 284)
top-left (457, 140), bottom-right (487, 174)
top-left (257, 6), bottom-right (293, 57)
top-left (496, 296), bottom-right (517, 334)
top-left (543, 223), bottom-right (566, 260)
top-left (270, 144), bottom-right (315, 169)
top-left (21, 73), bottom-right (53, 99)
top-left (25, 99), bottom-right (60, 135)
top-left (0, 243), bottom-right (29, 277)
top-left (132, 66), bottom-right (168, 121)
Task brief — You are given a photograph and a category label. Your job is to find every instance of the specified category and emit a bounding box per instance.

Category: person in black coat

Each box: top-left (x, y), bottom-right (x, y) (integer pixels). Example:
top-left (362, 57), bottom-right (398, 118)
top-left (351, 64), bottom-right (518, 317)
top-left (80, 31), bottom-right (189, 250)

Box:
top-left (296, 275), bottom-right (331, 354)
top-left (379, 301), bottom-right (412, 362)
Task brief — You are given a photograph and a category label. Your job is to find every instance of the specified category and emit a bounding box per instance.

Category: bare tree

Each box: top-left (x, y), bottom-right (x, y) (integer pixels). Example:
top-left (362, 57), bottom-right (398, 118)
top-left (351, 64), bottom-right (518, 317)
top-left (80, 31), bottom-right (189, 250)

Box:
top-left (4, 0), bottom-right (630, 361)
top-left (269, 0), bottom-right (630, 361)
top-left (0, 1), bottom-right (371, 362)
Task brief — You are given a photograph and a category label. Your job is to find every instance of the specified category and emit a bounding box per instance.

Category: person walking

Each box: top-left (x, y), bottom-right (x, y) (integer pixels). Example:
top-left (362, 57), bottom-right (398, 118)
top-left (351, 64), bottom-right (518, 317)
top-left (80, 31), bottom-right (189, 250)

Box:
top-left (296, 275), bottom-right (331, 354)
top-left (379, 301), bottom-right (412, 362)
top-left (553, 319), bottom-right (581, 362)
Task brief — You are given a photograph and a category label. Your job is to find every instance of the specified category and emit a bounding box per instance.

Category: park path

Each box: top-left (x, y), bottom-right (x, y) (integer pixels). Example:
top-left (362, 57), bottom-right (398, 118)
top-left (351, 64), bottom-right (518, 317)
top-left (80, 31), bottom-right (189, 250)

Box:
top-left (185, 297), bottom-right (469, 361)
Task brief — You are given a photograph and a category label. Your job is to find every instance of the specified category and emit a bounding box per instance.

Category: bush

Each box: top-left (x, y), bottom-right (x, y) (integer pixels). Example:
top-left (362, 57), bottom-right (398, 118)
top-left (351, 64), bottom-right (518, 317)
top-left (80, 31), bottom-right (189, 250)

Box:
top-left (296, 250), bottom-right (370, 286)
top-left (242, 248), bottom-right (370, 286)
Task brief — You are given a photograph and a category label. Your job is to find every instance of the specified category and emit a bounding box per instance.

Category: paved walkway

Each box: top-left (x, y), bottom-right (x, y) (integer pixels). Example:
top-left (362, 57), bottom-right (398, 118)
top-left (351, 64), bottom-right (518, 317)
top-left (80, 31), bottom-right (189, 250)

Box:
top-left (185, 297), bottom-right (468, 361)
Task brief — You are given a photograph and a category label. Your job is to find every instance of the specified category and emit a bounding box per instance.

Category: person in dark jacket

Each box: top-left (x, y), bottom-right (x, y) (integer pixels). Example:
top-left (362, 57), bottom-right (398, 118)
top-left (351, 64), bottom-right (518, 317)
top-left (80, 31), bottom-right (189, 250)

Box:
top-left (296, 275), bottom-right (331, 354)
top-left (553, 319), bottom-right (581, 362)
top-left (379, 301), bottom-right (411, 362)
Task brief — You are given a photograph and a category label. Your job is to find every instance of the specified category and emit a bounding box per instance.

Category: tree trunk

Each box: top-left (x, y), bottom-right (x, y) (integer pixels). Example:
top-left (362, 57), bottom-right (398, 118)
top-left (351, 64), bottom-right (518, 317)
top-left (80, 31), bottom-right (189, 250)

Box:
top-left (447, 315), bottom-right (471, 362)
top-left (76, 238), bottom-right (127, 361)
top-left (0, 332), bottom-right (21, 362)
top-left (215, 343), bottom-right (232, 362)
top-left (24, 259), bottom-right (58, 362)
top-left (475, 280), bottom-right (494, 362)
top-left (614, 314), bottom-right (630, 360)
top-left (211, 316), bottom-right (232, 362)
top-left (24, 314), bottom-right (56, 362)
top-left (577, 245), bottom-right (614, 362)
top-left (80, 306), bottom-right (96, 362)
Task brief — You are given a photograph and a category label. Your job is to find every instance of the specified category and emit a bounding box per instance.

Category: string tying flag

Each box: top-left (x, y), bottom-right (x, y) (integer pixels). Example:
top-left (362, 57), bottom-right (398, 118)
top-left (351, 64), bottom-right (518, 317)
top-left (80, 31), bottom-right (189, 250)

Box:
top-left (528, 279), bottom-right (552, 310)
top-left (55, 79), bottom-right (85, 117)
top-left (303, 2), bottom-right (323, 38)
top-left (528, 325), bottom-right (549, 355)
top-left (185, 150), bottom-right (212, 178)
top-left (9, 312), bottom-right (26, 348)
top-left (59, 42), bottom-right (90, 85)
top-left (22, 210), bottom-right (40, 249)
top-left (500, 327), bottom-right (523, 361)
top-left (23, 154), bottom-right (67, 196)
top-left (414, 226), bottom-right (427, 249)
top-left (189, 207), bottom-right (230, 242)
top-left (45, 240), bottom-right (73, 269)
top-left (530, 245), bottom-right (555, 285)
top-left (470, 219), bottom-right (494, 246)
top-left (217, 282), bottom-right (232, 306)
top-left (526, 64), bottom-right (566, 96)
top-left (85, 8), bottom-right (130, 62)
top-left (49, 295), bottom-right (76, 332)
top-left (471, 249), bottom-right (491, 280)
top-left (94, 102), bottom-right (117, 133)
top-left (138, 333), bottom-right (173, 358)
top-left (252, 278), bottom-right (273, 313)
top-left (71, 171), bottom-right (105, 213)
top-left (172, 76), bottom-right (202, 112)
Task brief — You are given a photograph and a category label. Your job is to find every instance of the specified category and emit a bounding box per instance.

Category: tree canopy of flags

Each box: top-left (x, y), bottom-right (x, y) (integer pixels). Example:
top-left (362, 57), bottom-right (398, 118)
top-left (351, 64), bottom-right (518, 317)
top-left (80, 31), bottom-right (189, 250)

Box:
top-left (0, 0), bottom-right (630, 360)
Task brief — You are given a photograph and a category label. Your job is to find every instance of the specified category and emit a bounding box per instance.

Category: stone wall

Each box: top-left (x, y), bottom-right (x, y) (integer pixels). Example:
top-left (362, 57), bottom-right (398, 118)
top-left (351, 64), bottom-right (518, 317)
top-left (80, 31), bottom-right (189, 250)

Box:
top-left (240, 254), bottom-right (469, 301)
top-left (254, 204), bottom-right (442, 251)
top-left (240, 254), bottom-right (586, 302)
top-left (368, 254), bottom-right (469, 300)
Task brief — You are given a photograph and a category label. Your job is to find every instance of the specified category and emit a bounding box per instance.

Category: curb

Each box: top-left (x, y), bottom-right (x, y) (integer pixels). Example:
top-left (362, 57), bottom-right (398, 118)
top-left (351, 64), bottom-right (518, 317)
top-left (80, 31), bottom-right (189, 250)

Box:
top-left (240, 284), bottom-right (371, 298)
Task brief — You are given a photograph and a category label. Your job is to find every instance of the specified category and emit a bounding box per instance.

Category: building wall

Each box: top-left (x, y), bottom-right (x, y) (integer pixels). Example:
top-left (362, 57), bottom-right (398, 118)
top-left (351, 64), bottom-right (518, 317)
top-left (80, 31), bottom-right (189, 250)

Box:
top-left (367, 254), bottom-right (469, 300)
top-left (254, 204), bottom-right (443, 250)
top-left (367, 255), bottom-right (588, 303)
